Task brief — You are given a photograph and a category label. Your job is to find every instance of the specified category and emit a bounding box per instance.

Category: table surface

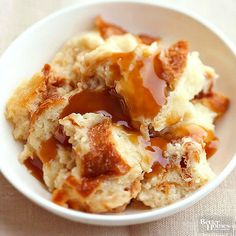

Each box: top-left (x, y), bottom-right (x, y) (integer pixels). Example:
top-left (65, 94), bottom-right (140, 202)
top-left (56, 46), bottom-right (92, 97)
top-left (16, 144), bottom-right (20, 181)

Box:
top-left (0, 0), bottom-right (235, 235)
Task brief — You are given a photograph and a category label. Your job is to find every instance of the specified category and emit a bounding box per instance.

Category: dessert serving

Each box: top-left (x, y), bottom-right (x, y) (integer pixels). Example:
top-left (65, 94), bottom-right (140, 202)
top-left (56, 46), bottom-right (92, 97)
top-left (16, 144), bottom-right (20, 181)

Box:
top-left (5, 17), bottom-right (229, 213)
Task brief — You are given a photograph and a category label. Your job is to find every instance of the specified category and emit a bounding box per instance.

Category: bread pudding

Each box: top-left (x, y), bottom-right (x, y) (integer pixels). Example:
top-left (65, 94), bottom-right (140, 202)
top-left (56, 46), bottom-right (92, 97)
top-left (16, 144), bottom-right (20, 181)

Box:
top-left (5, 17), bottom-right (229, 213)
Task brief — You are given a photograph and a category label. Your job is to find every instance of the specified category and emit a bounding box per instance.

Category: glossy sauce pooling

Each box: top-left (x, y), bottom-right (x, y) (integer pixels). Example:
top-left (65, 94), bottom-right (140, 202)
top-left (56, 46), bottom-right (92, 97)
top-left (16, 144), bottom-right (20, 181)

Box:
top-left (39, 137), bottom-right (58, 164)
top-left (38, 127), bottom-right (72, 164)
top-left (24, 157), bottom-right (44, 183)
top-left (60, 89), bottom-right (132, 128)
top-left (29, 89), bottom-right (133, 174)
top-left (110, 52), bottom-right (167, 119)
top-left (128, 132), bottom-right (169, 167)
top-left (144, 137), bottom-right (169, 167)
top-left (54, 120), bottom-right (131, 198)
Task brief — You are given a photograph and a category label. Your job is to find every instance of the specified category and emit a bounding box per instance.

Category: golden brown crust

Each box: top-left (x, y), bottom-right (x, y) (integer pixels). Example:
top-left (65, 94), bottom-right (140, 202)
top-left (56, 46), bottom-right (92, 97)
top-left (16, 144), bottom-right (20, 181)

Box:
top-left (17, 75), bottom-right (46, 107)
top-left (19, 64), bottom-right (68, 109)
top-left (82, 119), bottom-right (131, 178)
top-left (95, 16), bottom-right (126, 39)
top-left (41, 64), bottom-right (72, 99)
top-left (52, 175), bottom-right (103, 211)
top-left (129, 199), bottom-right (151, 210)
top-left (53, 119), bottom-right (132, 204)
top-left (144, 162), bottom-right (167, 179)
top-left (6, 64), bottom-right (72, 141)
top-left (66, 175), bottom-right (102, 197)
top-left (52, 175), bottom-right (129, 212)
top-left (96, 16), bottom-right (160, 46)
top-left (23, 156), bottom-right (44, 183)
top-left (144, 138), bottom-right (203, 187)
top-left (162, 41), bottom-right (189, 88)
top-left (138, 34), bottom-right (160, 45)
top-left (193, 92), bottom-right (229, 118)
top-left (5, 75), bottom-right (45, 141)
top-left (30, 97), bottom-right (65, 128)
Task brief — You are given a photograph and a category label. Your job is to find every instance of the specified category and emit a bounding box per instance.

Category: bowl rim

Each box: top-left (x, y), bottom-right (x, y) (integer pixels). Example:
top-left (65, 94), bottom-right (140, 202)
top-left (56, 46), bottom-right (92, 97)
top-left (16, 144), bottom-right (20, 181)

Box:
top-left (0, 0), bottom-right (236, 226)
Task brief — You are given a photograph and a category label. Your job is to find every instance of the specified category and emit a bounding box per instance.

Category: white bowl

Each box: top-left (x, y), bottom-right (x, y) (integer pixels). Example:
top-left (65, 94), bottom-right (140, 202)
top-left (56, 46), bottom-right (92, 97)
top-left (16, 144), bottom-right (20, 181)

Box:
top-left (0, 0), bottom-right (236, 226)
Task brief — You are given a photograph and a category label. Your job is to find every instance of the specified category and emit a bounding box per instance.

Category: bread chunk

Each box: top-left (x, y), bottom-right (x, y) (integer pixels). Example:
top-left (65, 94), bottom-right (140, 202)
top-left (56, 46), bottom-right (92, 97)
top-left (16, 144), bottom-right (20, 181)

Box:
top-left (53, 113), bottom-right (152, 213)
top-left (137, 137), bottom-right (215, 208)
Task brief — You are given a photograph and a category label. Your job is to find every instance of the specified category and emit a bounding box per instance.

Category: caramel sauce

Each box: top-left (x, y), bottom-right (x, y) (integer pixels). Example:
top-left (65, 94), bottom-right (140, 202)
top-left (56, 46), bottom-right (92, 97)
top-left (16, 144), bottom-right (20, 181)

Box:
top-left (39, 137), bottom-right (58, 164)
top-left (26, 137), bottom-right (71, 183)
top-left (205, 139), bottom-right (219, 159)
top-left (128, 132), bottom-right (169, 168)
top-left (150, 137), bottom-right (168, 151)
top-left (96, 16), bottom-right (160, 46)
top-left (153, 54), bottom-right (165, 79)
top-left (66, 200), bottom-right (83, 211)
top-left (194, 92), bottom-right (229, 118)
top-left (53, 176), bottom-right (103, 204)
top-left (20, 75), bottom-right (45, 106)
top-left (25, 124), bottom-right (71, 182)
top-left (27, 89), bottom-right (133, 181)
top-left (167, 124), bottom-right (211, 142)
top-left (38, 126), bottom-right (72, 165)
top-left (112, 52), bottom-right (166, 119)
top-left (30, 97), bottom-right (64, 126)
top-left (129, 199), bottom-right (150, 210)
top-left (176, 124), bottom-right (216, 142)
top-left (67, 175), bottom-right (102, 198)
top-left (76, 178), bottom-right (101, 198)
top-left (143, 125), bottom-right (218, 177)
top-left (145, 162), bottom-right (166, 179)
top-left (145, 137), bottom-right (169, 167)
top-left (52, 189), bottom-right (68, 205)
top-left (24, 157), bottom-right (44, 183)
top-left (164, 124), bottom-right (219, 159)
top-left (95, 16), bottom-right (126, 38)
top-left (54, 125), bottom-right (70, 146)
top-left (138, 34), bottom-right (159, 45)
top-left (60, 89), bottom-right (132, 128)
top-left (95, 16), bottom-right (160, 45)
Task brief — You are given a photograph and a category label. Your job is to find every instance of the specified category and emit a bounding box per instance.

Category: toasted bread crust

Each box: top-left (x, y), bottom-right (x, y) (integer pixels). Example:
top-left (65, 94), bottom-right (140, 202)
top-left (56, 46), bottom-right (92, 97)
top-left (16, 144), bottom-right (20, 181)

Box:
top-left (162, 40), bottom-right (189, 88)
top-left (30, 97), bottom-right (65, 128)
top-left (193, 92), bottom-right (229, 118)
top-left (95, 16), bottom-right (126, 39)
top-left (82, 119), bottom-right (130, 178)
